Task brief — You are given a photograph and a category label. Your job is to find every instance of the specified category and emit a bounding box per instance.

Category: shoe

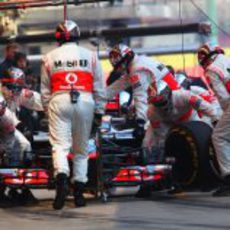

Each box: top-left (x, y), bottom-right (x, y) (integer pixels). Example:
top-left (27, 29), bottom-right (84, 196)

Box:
top-left (167, 186), bottom-right (184, 195)
top-left (8, 188), bottom-right (22, 204)
top-left (0, 192), bottom-right (11, 207)
top-left (200, 185), bottom-right (214, 192)
top-left (135, 185), bottom-right (152, 198)
top-left (53, 173), bottom-right (69, 210)
top-left (20, 188), bottom-right (39, 205)
top-left (0, 186), bottom-right (7, 202)
top-left (212, 185), bottom-right (230, 197)
top-left (73, 181), bottom-right (86, 207)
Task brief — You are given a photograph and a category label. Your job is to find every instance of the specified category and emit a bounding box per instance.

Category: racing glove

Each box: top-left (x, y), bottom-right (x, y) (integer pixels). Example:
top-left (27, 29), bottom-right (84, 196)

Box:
top-left (133, 118), bottom-right (146, 141)
top-left (120, 102), bottom-right (129, 114)
top-left (212, 119), bottom-right (219, 127)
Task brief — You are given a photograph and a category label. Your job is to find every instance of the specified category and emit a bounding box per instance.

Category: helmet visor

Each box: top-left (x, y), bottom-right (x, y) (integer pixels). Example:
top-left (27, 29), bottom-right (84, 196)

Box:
top-left (109, 51), bottom-right (122, 67)
top-left (198, 52), bottom-right (207, 65)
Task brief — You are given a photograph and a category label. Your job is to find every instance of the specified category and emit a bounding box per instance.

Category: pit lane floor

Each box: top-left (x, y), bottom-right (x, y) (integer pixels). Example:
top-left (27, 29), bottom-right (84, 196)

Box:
top-left (0, 189), bottom-right (230, 230)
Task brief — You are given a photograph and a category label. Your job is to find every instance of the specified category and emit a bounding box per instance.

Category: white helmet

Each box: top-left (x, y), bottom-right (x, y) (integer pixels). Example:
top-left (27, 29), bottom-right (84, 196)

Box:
top-left (55, 20), bottom-right (80, 44)
top-left (109, 43), bottom-right (134, 70)
top-left (1, 67), bottom-right (25, 93)
top-left (148, 80), bottom-right (173, 111)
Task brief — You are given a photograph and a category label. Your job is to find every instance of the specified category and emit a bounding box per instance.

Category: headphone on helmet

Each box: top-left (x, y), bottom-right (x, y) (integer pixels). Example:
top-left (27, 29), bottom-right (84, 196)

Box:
top-left (55, 31), bottom-right (70, 41)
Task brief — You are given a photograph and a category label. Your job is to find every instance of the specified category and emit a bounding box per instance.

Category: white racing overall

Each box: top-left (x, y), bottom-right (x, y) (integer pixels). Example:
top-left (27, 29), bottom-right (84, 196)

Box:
top-left (3, 88), bottom-right (44, 161)
top-left (106, 55), bottom-right (179, 121)
top-left (41, 42), bottom-right (106, 182)
top-left (204, 54), bottom-right (230, 177)
top-left (143, 89), bottom-right (220, 150)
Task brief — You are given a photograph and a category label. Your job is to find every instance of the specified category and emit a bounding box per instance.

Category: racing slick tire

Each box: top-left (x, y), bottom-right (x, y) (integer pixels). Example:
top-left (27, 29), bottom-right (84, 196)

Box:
top-left (165, 121), bottom-right (221, 190)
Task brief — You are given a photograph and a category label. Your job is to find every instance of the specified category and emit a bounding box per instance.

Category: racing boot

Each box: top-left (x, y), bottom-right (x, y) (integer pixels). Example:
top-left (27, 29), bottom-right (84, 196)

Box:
top-left (53, 173), bottom-right (69, 210)
top-left (167, 183), bottom-right (184, 195)
top-left (73, 181), bottom-right (86, 207)
top-left (212, 175), bottom-right (230, 197)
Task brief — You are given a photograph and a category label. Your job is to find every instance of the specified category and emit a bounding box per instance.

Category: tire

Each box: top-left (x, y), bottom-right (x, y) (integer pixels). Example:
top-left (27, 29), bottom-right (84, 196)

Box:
top-left (165, 121), bottom-right (221, 189)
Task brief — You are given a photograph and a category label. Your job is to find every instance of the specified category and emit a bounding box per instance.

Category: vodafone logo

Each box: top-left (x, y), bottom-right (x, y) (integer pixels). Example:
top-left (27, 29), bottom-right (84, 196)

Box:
top-left (65, 73), bottom-right (78, 85)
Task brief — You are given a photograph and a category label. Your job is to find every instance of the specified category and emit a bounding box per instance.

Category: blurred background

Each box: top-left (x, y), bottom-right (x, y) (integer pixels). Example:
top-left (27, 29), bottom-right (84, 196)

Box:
top-left (0, 0), bottom-right (229, 82)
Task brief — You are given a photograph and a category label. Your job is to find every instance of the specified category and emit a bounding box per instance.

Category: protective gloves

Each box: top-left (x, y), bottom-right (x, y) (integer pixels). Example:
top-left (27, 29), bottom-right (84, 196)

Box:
top-left (91, 113), bottom-right (103, 136)
top-left (133, 118), bottom-right (145, 141)
top-left (212, 119), bottom-right (218, 127)
top-left (120, 102), bottom-right (129, 114)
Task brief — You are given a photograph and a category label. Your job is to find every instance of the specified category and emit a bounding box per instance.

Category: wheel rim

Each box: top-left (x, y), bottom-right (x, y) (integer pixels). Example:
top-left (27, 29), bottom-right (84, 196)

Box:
top-left (166, 129), bottom-right (199, 187)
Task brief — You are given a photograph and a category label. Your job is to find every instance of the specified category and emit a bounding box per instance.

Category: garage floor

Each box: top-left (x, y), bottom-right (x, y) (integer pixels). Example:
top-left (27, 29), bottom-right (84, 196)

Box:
top-left (0, 189), bottom-right (230, 230)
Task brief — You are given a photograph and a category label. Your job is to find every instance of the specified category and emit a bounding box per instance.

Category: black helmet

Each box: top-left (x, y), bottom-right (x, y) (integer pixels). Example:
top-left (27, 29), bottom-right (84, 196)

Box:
top-left (55, 20), bottom-right (80, 45)
top-left (1, 67), bottom-right (25, 92)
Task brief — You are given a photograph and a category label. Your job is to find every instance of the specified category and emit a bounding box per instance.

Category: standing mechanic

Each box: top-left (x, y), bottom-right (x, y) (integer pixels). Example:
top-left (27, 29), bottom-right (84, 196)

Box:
top-left (107, 43), bottom-right (179, 141)
top-left (0, 96), bottom-right (34, 204)
top-left (197, 43), bottom-right (230, 196)
top-left (0, 67), bottom-right (43, 204)
top-left (0, 94), bottom-right (19, 203)
top-left (1, 67), bottom-right (43, 138)
top-left (41, 20), bottom-right (106, 210)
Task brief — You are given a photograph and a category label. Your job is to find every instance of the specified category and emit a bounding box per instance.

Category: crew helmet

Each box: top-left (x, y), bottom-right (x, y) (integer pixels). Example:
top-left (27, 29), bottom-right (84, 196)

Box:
top-left (109, 43), bottom-right (135, 71)
top-left (197, 43), bottom-right (224, 67)
top-left (148, 80), bottom-right (173, 111)
top-left (1, 67), bottom-right (25, 92)
top-left (55, 20), bottom-right (80, 44)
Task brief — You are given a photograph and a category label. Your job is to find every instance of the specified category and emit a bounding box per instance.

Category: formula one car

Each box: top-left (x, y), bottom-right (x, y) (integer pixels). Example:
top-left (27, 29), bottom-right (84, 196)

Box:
top-left (0, 115), bottom-right (173, 202)
top-left (0, 117), bottom-right (221, 204)
top-left (0, 92), bottom-right (221, 202)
